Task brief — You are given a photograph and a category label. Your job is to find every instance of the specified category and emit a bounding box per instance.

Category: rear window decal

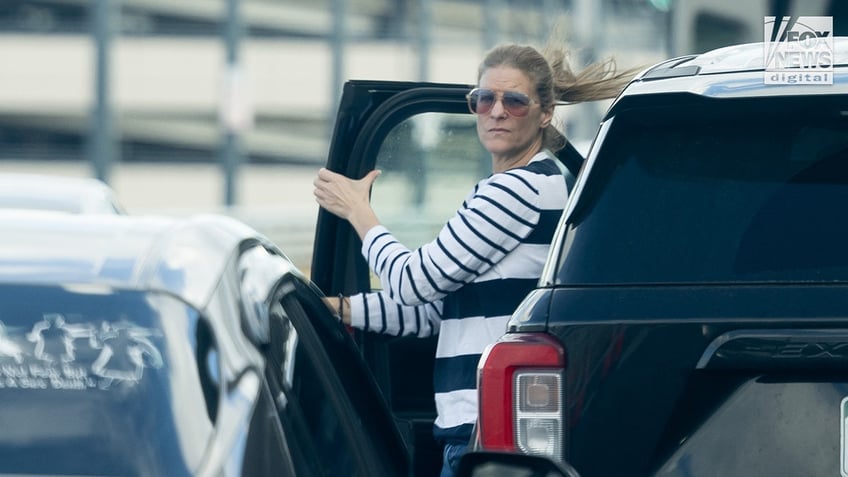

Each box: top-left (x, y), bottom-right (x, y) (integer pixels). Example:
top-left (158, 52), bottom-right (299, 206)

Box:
top-left (0, 314), bottom-right (163, 391)
top-left (28, 313), bottom-right (96, 364)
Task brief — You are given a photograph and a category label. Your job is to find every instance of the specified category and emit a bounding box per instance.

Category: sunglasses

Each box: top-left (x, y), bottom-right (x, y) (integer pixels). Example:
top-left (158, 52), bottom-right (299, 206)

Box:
top-left (466, 88), bottom-right (536, 117)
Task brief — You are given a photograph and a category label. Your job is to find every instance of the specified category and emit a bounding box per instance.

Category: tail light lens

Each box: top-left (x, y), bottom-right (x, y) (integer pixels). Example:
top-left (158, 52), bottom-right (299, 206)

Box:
top-left (478, 333), bottom-right (566, 459)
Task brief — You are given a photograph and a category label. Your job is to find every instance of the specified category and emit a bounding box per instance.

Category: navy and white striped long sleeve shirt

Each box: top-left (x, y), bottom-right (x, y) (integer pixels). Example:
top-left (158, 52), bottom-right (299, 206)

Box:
top-left (349, 151), bottom-right (567, 445)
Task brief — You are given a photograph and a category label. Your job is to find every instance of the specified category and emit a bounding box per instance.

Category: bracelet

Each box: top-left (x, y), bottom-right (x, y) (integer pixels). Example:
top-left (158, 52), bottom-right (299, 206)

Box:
top-left (338, 293), bottom-right (344, 320)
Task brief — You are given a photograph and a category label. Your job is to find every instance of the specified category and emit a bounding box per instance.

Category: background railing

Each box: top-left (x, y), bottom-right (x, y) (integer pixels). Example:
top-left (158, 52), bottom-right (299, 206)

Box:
top-left (5, 0), bottom-right (823, 271)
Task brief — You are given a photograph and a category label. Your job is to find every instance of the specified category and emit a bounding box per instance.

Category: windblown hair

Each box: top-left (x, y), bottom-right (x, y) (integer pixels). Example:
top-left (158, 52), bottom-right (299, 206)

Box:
top-left (478, 43), bottom-right (640, 152)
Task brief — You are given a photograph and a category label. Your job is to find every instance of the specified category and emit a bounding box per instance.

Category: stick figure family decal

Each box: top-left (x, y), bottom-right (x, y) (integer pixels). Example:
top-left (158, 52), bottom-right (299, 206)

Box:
top-left (0, 313), bottom-right (163, 390)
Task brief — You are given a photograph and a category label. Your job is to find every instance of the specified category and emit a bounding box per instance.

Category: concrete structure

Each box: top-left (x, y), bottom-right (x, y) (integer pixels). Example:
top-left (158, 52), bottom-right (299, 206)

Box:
top-left (0, 0), bottom-right (666, 165)
top-left (0, 0), bottom-right (668, 272)
top-left (0, 35), bottom-right (487, 163)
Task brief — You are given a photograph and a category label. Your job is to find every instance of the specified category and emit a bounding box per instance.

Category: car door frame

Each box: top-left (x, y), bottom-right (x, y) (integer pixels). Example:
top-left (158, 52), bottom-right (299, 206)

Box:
top-left (311, 79), bottom-right (474, 297)
top-left (310, 79), bottom-right (478, 476)
top-left (311, 79), bottom-right (586, 294)
top-left (309, 79), bottom-right (589, 476)
top-left (236, 237), bottom-right (414, 476)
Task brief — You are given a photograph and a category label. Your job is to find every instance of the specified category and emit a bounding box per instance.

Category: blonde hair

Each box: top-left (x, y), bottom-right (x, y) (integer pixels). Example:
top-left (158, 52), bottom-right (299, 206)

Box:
top-left (478, 43), bottom-right (639, 151)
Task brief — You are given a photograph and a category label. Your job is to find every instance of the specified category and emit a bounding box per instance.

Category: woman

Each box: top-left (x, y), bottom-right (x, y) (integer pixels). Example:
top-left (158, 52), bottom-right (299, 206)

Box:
top-left (313, 43), bottom-right (635, 477)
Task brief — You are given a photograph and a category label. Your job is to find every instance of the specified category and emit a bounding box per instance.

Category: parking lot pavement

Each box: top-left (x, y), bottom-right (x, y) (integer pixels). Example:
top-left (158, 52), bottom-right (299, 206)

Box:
top-left (0, 160), bottom-right (320, 271)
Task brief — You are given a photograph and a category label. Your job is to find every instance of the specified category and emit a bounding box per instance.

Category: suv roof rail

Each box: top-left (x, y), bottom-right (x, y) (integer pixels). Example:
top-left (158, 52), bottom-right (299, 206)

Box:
top-left (637, 55), bottom-right (699, 79)
top-left (641, 64), bottom-right (701, 80)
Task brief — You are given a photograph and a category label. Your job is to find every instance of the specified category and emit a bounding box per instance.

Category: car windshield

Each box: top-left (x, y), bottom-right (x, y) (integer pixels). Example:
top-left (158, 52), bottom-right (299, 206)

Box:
top-left (0, 284), bottom-right (209, 476)
top-left (557, 95), bottom-right (848, 285)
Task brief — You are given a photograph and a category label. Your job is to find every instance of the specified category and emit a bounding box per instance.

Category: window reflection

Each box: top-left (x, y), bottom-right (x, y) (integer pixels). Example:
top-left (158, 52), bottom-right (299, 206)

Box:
top-left (371, 112), bottom-right (488, 249)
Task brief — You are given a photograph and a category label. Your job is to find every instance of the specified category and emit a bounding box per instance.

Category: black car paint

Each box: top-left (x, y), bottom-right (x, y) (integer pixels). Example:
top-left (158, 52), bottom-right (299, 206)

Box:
top-left (541, 286), bottom-right (848, 473)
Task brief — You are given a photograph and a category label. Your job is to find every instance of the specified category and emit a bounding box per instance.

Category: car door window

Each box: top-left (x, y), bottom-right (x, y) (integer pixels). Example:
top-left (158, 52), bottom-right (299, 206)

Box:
top-left (371, 112), bottom-right (487, 248)
top-left (369, 112), bottom-right (487, 286)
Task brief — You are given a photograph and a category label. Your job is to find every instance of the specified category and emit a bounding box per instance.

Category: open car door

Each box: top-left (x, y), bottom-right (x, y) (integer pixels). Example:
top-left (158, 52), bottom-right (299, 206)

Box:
top-left (310, 79), bottom-right (584, 476)
top-left (312, 80), bottom-right (476, 477)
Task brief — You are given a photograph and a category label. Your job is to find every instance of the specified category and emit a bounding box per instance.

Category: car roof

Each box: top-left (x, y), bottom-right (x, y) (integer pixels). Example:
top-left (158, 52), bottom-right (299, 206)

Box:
top-left (0, 172), bottom-right (126, 214)
top-left (611, 37), bottom-right (848, 106)
top-left (0, 211), bottom-right (268, 308)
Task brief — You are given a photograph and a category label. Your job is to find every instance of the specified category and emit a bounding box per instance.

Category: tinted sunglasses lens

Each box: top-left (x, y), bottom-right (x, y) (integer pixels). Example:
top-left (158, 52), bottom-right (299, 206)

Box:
top-left (502, 92), bottom-right (531, 116)
top-left (469, 89), bottom-right (496, 114)
top-left (468, 89), bottom-right (532, 116)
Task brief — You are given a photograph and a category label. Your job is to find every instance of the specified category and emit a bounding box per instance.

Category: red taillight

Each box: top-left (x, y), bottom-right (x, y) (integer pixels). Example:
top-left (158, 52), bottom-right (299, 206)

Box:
top-left (478, 333), bottom-right (566, 457)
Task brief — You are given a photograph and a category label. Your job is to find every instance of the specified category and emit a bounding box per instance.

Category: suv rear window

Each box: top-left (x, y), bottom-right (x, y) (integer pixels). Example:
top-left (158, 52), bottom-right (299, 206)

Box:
top-left (557, 95), bottom-right (848, 285)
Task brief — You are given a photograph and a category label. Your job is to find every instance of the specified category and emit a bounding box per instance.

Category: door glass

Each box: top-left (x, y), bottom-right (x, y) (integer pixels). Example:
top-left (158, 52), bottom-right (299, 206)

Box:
top-left (370, 112), bottom-right (488, 264)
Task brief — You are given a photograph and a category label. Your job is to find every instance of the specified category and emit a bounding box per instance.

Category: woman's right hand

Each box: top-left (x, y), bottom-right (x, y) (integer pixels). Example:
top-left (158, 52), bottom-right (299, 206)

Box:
top-left (312, 168), bottom-right (368, 219)
top-left (313, 168), bottom-right (381, 239)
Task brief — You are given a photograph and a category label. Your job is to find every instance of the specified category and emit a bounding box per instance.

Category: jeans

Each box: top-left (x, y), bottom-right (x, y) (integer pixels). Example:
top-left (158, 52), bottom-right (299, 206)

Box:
top-left (439, 442), bottom-right (468, 477)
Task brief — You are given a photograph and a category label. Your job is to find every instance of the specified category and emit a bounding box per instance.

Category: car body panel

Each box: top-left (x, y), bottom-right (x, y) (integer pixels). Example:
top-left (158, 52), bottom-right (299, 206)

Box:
top-left (616, 38), bottom-right (848, 100)
top-left (537, 287), bottom-right (848, 475)
top-left (0, 173), bottom-right (126, 214)
top-left (0, 212), bottom-right (262, 310)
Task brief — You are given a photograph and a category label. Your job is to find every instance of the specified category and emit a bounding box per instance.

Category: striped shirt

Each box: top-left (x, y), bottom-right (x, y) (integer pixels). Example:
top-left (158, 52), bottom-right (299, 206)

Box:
top-left (349, 150), bottom-right (567, 445)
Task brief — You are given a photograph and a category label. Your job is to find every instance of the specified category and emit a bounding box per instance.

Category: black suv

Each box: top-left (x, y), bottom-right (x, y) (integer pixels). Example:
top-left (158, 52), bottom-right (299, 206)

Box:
top-left (471, 39), bottom-right (848, 476)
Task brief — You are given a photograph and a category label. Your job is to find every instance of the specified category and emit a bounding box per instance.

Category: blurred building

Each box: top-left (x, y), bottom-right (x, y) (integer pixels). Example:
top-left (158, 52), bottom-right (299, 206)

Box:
top-left (0, 0), bottom-right (668, 169)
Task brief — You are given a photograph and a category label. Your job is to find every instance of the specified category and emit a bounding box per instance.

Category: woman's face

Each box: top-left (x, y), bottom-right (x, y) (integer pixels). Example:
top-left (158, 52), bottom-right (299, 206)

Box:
top-left (475, 65), bottom-right (552, 163)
